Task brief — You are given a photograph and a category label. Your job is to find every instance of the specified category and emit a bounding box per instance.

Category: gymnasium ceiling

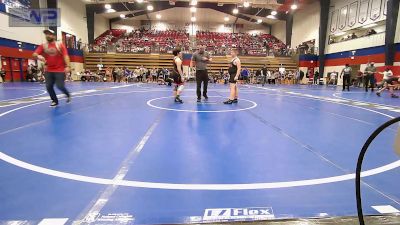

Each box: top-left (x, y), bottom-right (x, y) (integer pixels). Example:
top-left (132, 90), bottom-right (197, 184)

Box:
top-left (84, 0), bottom-right (317, 26)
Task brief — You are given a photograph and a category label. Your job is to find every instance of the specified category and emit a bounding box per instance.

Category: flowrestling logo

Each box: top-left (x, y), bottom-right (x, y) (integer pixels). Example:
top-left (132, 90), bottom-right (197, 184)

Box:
top-left (203, 207), bottom-right (275, 221)
top-left (9, 8), bottom-right (60, 27)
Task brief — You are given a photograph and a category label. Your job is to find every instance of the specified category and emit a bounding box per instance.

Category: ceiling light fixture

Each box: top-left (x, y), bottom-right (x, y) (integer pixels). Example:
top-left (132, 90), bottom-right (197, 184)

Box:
top-left (105, 4), bottom-right (111, 9)
top-left (243, 1), bottom-right (250, 7)
top-left (233, 8), bottom-right (239, 14)
top-left (147, 5), bottom-right (154, 11)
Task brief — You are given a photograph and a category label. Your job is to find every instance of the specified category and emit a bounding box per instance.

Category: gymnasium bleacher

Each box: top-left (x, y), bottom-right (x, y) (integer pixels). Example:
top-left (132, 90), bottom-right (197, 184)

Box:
top-left (84, 53), bottom-right (298, 75)
top-left (85, 29), bottom-right (296, 73)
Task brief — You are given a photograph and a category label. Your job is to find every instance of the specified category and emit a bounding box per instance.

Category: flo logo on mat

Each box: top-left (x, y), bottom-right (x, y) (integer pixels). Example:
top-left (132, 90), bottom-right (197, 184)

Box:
top-left (203, 207), bottom-right (274, 221)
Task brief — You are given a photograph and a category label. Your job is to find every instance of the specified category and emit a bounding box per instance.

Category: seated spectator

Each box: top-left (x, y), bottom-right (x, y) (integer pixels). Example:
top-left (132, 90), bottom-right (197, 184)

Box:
top-left (367, 29), bottom-right (377, 36)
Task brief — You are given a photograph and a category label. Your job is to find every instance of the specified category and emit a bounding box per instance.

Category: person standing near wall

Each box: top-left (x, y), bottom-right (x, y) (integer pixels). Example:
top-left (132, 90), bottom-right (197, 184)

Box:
top-left (33, 29), bottom-right (71, 107)
top-left (262, 65), bottom-right (268, 86)
top-left (330, 71), bottom-right (338, 86)
top-left (241, 67), bottom-right (250, 84)
top-left (364, 62), bottom-right (376, 92)
top-left (112, 67), bottom-right (118, 83)
top-left (314, 70), bottom-right (320, 85)
top-left (299, 70), bottom-right (305, 84)
top-left (340, 64), bottom-right (352, 91)
top-left (191, 45), bottom-right (212, 102)
top-left (0, 67), bottom-right (5, 83)
top-left (356, 70), bottom-right (363, 87)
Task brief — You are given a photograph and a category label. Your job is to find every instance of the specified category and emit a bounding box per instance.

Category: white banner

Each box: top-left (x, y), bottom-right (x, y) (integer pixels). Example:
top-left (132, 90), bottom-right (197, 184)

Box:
top-left (358, 0), bottom-right (369, 24)
top-left (383, 0), bottom-right (388, 15)
top-left (339, 6), bottom-right (348, 30)
top-left (330, 10), bottom-right (339, 33)
top-left (370, 0), bottom-right (382, 20)
top-left (348, 1), bottom-right (358, 27)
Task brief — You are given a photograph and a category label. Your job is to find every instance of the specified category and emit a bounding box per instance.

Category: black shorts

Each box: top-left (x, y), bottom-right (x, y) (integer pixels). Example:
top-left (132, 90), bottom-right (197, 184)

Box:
top-left (171, 72), bottom-right (182, 84)
top-left (229, 74), bottom-right (237, 84)
top-left (384, 77), bottom-right (398, 85)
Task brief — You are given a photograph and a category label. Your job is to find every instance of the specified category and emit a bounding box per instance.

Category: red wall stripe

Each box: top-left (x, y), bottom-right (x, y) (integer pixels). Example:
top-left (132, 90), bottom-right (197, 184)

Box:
top-left (300, 51), bottom-right (400, 67)
top-left (69, 55), bottom-right (84, 63)
top-left (0, 46), bottom-right (34, 58)
top-left (324, 54), bottom-right (385, 66)
top-left (395, 52), bottom-right (400, 62)
top-left (299, 61), bottom-right (319, 68)
top-left (0, 46), bottom-right (84, 63)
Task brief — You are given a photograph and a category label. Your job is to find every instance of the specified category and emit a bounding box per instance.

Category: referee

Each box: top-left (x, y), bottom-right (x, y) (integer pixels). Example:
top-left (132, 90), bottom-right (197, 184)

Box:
top-left (191, 45), bottom-right (212, 102)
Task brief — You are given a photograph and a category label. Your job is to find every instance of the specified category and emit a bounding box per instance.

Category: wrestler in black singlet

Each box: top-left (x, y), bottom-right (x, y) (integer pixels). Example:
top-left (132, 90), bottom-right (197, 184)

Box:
top-left (172, 56), bottom-right (183, 85)
top-left (228, 57), bottom-right (238, 83)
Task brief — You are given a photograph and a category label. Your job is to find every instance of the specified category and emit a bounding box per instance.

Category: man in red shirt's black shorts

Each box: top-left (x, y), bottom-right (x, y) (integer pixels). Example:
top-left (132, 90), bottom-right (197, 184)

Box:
top-left (33, 29), bottom-right (71, 107)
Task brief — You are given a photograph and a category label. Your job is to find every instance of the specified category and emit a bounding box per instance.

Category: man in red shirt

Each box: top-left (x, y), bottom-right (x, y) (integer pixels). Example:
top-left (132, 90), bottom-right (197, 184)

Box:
top-left (33, 29), bottom-right (71, 107)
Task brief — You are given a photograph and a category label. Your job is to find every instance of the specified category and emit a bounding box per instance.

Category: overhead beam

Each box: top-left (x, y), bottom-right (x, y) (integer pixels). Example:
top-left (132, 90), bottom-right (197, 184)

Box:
top-left (385, 0), bottom-right (399, 65)
top-left (318, 0), bottom-right (330, 76)
top-left (285, 13), bottom-right (293, 46)
top-left (86, 4), bottom-right (95, 44)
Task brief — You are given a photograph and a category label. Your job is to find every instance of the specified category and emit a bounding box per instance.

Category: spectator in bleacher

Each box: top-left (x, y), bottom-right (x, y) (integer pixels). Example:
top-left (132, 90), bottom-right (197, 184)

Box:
top-left (367, 29), bottom-right (377, 36)
top-left (191, 45), bottom-right (212, 102)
